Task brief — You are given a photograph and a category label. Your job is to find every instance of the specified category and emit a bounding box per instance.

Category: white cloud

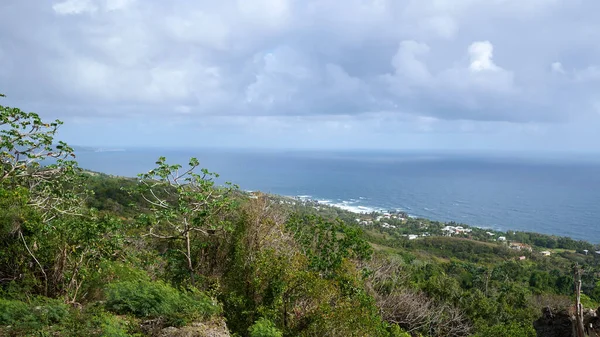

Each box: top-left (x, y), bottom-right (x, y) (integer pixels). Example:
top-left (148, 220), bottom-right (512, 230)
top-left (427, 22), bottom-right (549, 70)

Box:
top-left (1, 0), bottom-right (599, 131)
top-left (52, 0), bottom-right (133, 15)
top-left (468, 41), bottom-right (499, 72)
top-left (53, 0), bottom-right (97, 15)
top-left (412, 0), bottom-right (561, 17)
top-left (392, 40), bottom-right (432, 83)
top-left (420, 16), bottom-right (459, 39)
top-left (575, 66), bottom-right (600, 82)
top-left (164, 11), bottom-right (230, 50)
top-left (384, 40), bottom-right (516, 119)
top-left (551, 62), bottom-right (565, 74)
top-left (105, 0), bottom-right (134, 11)
top-left (245, 47), bottom-right (313, 107)
top-left (324, 64), bottom-right (361, 94)
top-left (237, 0), bottom-right (290, 27)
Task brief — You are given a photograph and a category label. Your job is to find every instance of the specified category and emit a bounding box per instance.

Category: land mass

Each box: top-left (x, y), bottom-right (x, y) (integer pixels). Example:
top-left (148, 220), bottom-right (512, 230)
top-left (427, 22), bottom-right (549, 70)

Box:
top-left (2, 100), bottom-right (600, 337)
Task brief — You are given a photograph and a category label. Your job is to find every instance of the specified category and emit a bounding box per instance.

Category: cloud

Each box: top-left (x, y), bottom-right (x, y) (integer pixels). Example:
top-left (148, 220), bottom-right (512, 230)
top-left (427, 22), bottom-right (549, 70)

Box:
top-left (551, 62), bottom-right (566, 74)
top-left (1, 0), bottom-right (600, 149)
top-left (52, 0), bottom-right (133, 15)
top-left (420, 16), bottom-right (458, 40)
top-left (52, 0), bottom-right (97, 15)
top-left (575, 66), bottom-right (600, 82)
top-left (391, 40), bottom-right (432, 84)
top-left (468, 41), bottom-right (499, 72)
top-left (383, 40), bottom-right (520, 121)
top-left (237, 0), bottom-right (290, 27)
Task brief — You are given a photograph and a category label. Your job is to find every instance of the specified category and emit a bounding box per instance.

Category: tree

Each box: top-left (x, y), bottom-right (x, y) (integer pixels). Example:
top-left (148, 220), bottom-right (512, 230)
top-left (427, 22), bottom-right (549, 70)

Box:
top-left (0, 95), bottom-right (90, 297)
top-left (286, 214), bottom-right (372, 278)
top-left (1, 94), bottom-right (76, 185)
top-left (137, 156), bottom-right (237, 286)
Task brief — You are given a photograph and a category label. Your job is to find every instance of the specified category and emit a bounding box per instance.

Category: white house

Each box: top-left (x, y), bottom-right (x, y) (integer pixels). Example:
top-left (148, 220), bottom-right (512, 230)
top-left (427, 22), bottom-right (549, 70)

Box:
top-left (442, 225), bottom-right (472, 235)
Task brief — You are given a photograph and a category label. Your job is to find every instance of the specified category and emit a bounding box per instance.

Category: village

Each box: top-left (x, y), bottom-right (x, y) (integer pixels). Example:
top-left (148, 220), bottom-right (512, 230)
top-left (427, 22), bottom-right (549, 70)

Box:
top-left (269, 194), bottom-right (596, 260)
top-left (351, 209), bottom-right (592, 261)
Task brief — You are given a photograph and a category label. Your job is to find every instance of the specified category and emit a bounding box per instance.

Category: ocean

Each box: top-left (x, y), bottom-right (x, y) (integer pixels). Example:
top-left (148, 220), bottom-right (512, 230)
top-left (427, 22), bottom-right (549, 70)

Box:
top-left (74, 148), bottom-right (600, 242)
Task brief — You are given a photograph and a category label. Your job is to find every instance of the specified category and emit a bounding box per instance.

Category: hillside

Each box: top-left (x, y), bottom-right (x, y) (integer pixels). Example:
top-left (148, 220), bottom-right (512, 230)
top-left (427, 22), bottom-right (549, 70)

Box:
top-left (2, 99), bottom-right (600, 336)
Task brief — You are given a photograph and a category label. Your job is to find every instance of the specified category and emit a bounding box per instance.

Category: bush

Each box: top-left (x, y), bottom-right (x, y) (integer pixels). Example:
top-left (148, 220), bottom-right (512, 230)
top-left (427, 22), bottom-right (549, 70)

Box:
top-left (97, 313), bottom-right (132, 337)
top-left (104, 280), bottom-right (220, 326)
top-left (388, 324), bottom-right (412, 337)
top-left (0, 297), bottom-right (70, 334)
top-left (473, 322), bottom-right (536, 337)
top-left (82, 261), bottom-right (151, 302)
top-left (248, 318), bottom-right (283, 337)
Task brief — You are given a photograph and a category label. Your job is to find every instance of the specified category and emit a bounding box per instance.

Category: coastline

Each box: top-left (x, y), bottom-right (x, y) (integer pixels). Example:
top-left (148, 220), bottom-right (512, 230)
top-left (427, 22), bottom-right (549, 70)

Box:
top-left (269, 192), bottom-right (598, 246)
top-left (71, 148), bottom-right (600, 243)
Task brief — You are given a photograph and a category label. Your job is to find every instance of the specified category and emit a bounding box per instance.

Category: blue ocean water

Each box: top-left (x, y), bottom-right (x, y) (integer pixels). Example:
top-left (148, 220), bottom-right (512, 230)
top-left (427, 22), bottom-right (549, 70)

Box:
top-left (75, 148), bottom-right (600, 242)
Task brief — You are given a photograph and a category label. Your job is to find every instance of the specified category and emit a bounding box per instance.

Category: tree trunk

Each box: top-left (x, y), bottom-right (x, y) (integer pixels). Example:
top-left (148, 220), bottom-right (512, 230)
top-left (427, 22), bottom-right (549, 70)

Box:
top-left (186, 231), bottom-right (195, 287)
top-left (575, 265), bottom-right (586, 337)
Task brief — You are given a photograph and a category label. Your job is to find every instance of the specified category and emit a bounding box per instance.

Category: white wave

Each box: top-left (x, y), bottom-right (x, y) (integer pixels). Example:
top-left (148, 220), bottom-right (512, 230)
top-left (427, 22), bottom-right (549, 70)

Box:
top-left (293, 194), bottom-right (412, 215)
top-left (313, 199), bottom-right (379, 214)
top-left (295, 195), bottom-right (313, 199)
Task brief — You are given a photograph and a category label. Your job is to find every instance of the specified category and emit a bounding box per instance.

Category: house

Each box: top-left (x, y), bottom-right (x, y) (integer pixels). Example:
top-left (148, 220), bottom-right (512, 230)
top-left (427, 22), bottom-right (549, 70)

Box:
top-left (486, 232), bottom-right (495, 236)
top-left (509, 242), bottom-right (533, 252)
top-left (408, 234), bottom-right (418, 240)
top-left (442, 225), bottom-right (473, 235)
top-left (498, 236), bottom-right (506, 241)
top-left (518, 256), bottom-right (527, 261)
top-left (540, 251), bottom-right (551, 257)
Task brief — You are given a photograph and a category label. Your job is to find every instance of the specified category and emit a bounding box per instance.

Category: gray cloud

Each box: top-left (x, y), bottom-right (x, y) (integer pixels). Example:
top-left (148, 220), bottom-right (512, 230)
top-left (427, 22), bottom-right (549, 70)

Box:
top-left (1, 0), bottom-right (600, 127)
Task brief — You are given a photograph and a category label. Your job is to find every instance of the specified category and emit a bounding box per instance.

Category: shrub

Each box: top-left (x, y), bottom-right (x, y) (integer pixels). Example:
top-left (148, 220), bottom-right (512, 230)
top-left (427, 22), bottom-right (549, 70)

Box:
top-left (248, 318), bottom-right (283, 337)
top-left (98, 313), bottom-right (132, 337)
top-left (104, 280), bottom-right (220, 326)
top-left (388, 324), bottom-right (412, 337)
top-left (0, 297), bottom-right (69, 333)
top-left (473, 322), bottom-right (536, 337)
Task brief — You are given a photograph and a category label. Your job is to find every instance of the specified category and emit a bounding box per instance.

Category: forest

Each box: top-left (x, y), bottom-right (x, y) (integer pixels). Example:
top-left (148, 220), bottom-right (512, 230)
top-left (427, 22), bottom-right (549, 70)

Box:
top-left (2, 96), bottom-right (600, 336)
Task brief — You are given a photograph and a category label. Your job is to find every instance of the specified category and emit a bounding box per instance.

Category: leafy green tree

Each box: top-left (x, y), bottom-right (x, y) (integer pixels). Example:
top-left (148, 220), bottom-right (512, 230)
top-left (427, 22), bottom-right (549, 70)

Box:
top-left (1, 95), bottom-right (74, 183)
top-left (0, 95), bottom-right (93, 297)
top-left (136, 156), bottom-right (237, 286)
top-left (0, 95), bottom-right (84, 221)
top-left (286, 214), bottom-right (372, 278)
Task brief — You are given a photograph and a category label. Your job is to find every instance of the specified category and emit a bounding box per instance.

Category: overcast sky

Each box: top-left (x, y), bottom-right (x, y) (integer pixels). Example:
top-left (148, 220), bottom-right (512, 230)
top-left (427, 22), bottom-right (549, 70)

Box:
top-left (0, 0), bottom-right (599, 151)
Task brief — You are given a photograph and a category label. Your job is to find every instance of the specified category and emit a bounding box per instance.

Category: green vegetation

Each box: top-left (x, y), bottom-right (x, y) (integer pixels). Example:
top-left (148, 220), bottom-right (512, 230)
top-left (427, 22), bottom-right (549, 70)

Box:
top-left (249, 318), bottom-right (283, 337)
top-left (105, 280), bottom-right (221, 326)
top-left (1, 96), bottom-right (600, 336)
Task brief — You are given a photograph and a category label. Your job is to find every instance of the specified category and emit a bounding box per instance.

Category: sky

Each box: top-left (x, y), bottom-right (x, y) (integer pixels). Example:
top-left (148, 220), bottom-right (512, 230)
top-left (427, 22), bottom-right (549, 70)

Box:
top-left (0, 0), bottom-right (599, 151)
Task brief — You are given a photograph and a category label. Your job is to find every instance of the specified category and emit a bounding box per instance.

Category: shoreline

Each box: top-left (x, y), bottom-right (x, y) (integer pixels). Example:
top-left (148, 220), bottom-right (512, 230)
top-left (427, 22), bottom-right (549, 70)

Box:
top-left (272, 193), bottom-right (598, 246)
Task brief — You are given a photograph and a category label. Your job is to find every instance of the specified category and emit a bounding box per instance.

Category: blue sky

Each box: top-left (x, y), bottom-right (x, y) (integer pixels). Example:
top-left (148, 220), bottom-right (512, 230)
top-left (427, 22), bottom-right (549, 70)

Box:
top-left (1, 0), bottom-right (599, 151)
